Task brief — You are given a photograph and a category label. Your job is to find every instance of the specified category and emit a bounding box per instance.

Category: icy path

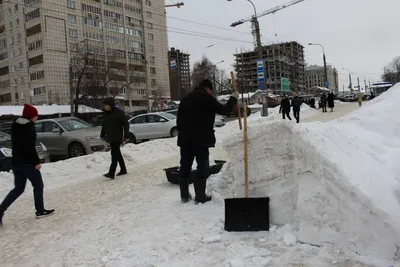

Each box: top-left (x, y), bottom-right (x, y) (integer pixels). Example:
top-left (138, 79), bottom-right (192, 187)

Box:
top-left (301, 102), bottom-right (359, 123)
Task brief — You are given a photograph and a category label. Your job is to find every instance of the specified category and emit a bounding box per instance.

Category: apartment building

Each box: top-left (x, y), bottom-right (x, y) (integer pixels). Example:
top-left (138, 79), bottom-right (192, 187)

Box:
top-left (168, 47), bottom-right (190, 100)
top-left (305, 65), bottom-right (338, 93)
top-left (234, 41), bottom-right (305, 93)
top-left (0, 0), bottom-right (170, 111)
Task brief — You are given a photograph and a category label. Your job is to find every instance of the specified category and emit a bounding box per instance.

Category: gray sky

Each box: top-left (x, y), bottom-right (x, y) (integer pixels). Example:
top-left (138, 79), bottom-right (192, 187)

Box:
top-left (166, 0), bottom-right (400, 90)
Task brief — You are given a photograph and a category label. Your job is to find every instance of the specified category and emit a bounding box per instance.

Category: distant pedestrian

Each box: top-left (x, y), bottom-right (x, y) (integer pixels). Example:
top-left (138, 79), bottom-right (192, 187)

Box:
top-left (320, 93), bottom-right (327, 112)
top-left (101, 97), bottom-right (129, 179)
top-left (327, 92), bottom-right (335, 112)
top-left (177, 79), bottom-right (238, 204)
top-left (0, 104), bottom-right (55, 225)
top-left (357, 92), bottom-right (363, 107)
top-left (291, 93), bottom-right (301, 123)
top-left (279, 95), bottom-right (292, 121)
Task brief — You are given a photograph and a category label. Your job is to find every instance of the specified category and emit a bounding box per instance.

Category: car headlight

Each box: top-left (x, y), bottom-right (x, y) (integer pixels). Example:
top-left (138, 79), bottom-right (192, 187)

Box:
top-left (86, 136), bottom-right (101, 141)
top-left (40, 142), bottom-right (47, 152)
top-left (0, 148), bottom-right (12, 157)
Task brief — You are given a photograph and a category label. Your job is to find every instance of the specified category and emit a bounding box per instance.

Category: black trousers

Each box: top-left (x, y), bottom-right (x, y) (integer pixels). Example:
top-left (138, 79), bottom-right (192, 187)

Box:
top-left (0, 164), bottom-right (44, 213)
top-left (293, 110), bottom-right (300, 123)
top-left (109, 142), bottom-right (126, 174)
top-left (282, 110), bottom-right (292, 120)
top-left (179, 145), bottom-right (209, 200)
top-left (322, 103), bottom-right (327, 112)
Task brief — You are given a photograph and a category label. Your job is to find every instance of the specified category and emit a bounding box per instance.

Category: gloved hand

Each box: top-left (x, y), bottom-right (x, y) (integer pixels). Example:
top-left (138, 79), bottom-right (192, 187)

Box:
top-left (231, 91), bottom-right (239, 99)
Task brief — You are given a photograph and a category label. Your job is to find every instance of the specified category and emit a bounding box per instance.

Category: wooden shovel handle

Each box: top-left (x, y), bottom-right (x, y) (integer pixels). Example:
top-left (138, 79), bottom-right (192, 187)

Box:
top-left (243, 103), bottom-right (248, 198)
top-left (230, 71), bottom-right (242, 130)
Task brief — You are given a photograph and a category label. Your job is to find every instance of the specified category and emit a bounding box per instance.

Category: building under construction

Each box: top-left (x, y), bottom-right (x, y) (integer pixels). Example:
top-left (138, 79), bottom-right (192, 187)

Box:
top-left (234, 41), bottom-right (305, 93)
top-left (168, 48), bottom-right (191, 101)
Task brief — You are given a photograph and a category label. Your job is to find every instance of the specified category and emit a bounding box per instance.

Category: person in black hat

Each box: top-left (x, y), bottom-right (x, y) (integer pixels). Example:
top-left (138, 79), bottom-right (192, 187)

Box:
top-left (177, 79), bottom-right (238, 204)
top-left (101, 97), bottom-right (129, 179)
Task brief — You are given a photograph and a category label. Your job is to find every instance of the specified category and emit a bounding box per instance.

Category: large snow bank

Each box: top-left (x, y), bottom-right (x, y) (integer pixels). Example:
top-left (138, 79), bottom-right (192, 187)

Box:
top-left (0, 105), bottom-right (101, 116)
top-left (209, 83), bottom-right (400, 260)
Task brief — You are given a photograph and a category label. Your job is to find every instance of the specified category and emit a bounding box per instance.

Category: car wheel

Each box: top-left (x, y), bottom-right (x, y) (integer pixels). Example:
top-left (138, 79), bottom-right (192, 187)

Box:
top-left (128, 133), bottom-right (137, 144)
top-left (170, 127), bottom-right (178, 137)
top-left (68, 142), bottom-right (86, 158)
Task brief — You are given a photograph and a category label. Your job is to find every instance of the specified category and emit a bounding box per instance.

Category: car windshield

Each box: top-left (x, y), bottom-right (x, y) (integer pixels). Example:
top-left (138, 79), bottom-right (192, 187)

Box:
top-left (58, 119), bottom-right (92, 131)
top-left (0, 131), bottom-right (11, 142)
top-left (160, 112), bottom-right (176, 120)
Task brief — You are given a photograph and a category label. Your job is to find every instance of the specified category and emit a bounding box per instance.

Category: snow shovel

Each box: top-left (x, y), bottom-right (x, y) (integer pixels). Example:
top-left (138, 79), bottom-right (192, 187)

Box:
top-left (224, 103), bottom-right (270, 232)
top-left (230, 71), bottom-right (242, 130)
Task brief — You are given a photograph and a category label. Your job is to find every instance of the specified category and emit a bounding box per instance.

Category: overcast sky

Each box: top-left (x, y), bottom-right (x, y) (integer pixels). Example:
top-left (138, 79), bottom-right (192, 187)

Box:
top-left (166, 0), bottom-right (400, 90)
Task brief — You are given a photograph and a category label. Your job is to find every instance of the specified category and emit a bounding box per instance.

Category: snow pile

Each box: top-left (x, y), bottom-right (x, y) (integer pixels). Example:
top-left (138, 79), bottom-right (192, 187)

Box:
top-left (209, 84), bottom-right (400, 260)
top-left (0, 105), bottom-right (101, 116)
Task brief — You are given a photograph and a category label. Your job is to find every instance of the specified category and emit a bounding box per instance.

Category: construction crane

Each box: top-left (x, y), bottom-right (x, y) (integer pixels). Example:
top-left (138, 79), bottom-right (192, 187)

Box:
top-left (230, 0), bottom-right (305, 47)
top-left (165, 2), bottom-right (184, 8)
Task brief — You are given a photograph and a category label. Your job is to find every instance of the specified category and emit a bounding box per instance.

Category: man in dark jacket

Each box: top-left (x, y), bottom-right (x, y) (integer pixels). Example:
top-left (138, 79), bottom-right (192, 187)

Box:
top-left (327, 92), bottom-right (335, 112)
top-left (279, 95), bottom-right (291, 120)
top-left (291, 93), bottom-right (301, 123)
top-left (0, 104), bottom-right (54, 225)
top-left (101, 97), bottom-right (129, 179)
top-left (320, 93), bottom-right (327, 112)
top-left (177, 79), bottom-right (238, 204)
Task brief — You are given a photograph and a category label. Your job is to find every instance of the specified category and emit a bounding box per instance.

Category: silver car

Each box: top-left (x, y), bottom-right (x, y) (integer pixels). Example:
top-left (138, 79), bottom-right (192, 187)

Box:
top-left (164, 109), bottom-right (226, 127)
top-left (35, 117), bottom-right (107, 158)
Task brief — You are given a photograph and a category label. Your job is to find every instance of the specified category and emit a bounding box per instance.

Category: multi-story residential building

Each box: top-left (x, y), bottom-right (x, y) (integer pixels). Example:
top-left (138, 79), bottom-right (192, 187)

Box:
top-left (305, 65), bottom-right (338, 93)
top-left (168, 47), bottom-right (190, 100)
top-left (0, 0), bottom-right (170, 111)
top-left (234, 41), bottom-right (305, 93)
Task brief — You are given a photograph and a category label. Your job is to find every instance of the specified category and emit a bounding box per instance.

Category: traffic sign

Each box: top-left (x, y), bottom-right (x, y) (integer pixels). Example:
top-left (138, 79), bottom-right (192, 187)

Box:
top-left (324, 81), bottom-right (329, 88)
top-left (170, 59), bottom-right (177, 70)
top-left (281, 78), bottom-right (290, 91)
top-left (256, 59), bottom-right (265, 89)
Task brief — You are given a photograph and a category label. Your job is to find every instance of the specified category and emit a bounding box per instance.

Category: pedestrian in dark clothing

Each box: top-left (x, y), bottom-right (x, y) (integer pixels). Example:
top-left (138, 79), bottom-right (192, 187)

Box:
top-left (327, 92), bottom-right (335, 112)
top-left (0, 104), bottom-right (54, 225)
top-left (279, 95), bottom-right (292, 120)
top-left (177, 79), bottom-right (238, 204)
top-left (291, 93), bottom-right (301, 123)
top-left (321, 93), bottom-right (327, 112)
top-left (310, 98), bottom-right (316, 108)
top-left (101, 97), bottom-right (130, 179)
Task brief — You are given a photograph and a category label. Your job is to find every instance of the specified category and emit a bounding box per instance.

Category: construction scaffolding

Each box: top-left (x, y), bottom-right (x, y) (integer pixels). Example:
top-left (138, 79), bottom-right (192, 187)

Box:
top-left (235, 41), bottom-right (306, 94)
top-left (168, 47), bottom-right (191, 100)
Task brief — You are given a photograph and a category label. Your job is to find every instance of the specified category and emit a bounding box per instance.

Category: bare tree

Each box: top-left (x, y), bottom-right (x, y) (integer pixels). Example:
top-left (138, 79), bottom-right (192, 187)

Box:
top-left (191, 56), bottom-right (218, 87)
top-left (150, 86), bottom-right (166, 111)
top-left (382, 56), bottom-right (400, 84)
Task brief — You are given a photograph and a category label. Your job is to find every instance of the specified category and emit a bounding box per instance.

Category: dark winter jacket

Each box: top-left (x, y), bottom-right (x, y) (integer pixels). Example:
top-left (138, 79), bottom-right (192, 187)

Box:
top-left (11, 118), bottom-right (40, 166)
top-left (101, 107), bottom-right (129, 144)
top-left (279, 98), bottom-right (291, 113)
top-left (321, 94), bottom-right (327, 104)
top-left (291, 96), bottom-right (301, 111)
top-left (327, 93), bottom-right (335, 108)
top-left (177, 87), bottom-right (237, 148)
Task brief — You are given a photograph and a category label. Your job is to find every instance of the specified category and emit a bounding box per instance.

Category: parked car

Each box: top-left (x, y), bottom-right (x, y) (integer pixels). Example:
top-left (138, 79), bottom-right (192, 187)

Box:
top-left (35, 117), bottom-right (107, 159)
top-left (129, 110), bottom-right (148, 117)
top-left (128, 112), bottom-right (178, 144)
top-left (164, 109), bottom-right (226, 127)
top-left (0, 131), bottom-right (50, 172)
top-left (89, 114), bottom-right (132, 127)
top-left (0, 121), bottom-right (12, 135)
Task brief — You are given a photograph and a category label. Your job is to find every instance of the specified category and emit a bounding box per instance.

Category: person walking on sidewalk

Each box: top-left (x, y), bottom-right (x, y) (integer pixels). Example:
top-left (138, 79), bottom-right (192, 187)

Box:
top-left (291, 93), bottom-right (301, 123)
top-left (279, 95), bottom-right (292, 121)
top-left (327, 91), bottom-right (335, 112)
top-left (357, 92), bottom-right (363, 107)
top-left (177, 79), bottom-right (238, 204)
top-left (101, 97), bottom-right (130, 179)
top-left (320, 93), bottom-right (327, 112)
top-left (0, 104), bottom-right (54, 225)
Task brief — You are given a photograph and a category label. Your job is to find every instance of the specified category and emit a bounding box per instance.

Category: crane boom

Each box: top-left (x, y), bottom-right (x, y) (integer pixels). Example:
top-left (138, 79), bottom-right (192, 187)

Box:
top-left (231, 0), bottom-right (305, 27)
top-left (165, 2), bottom-right (184, 8)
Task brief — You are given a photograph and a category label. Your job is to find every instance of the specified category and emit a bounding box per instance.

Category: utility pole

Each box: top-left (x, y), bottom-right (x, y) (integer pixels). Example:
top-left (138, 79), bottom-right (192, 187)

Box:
top-left (342, 84), bottom-right (344, 94)
top-left (364, 78), bottom-right (367, 92)
top-left (69, 64), bottom-right (74, 116)
top-left (333, 68), bottom-right (338, 93)
top-left (357, 77), bottom-right (360, 91)
top-left (241, 49), bottom-right (245, 104)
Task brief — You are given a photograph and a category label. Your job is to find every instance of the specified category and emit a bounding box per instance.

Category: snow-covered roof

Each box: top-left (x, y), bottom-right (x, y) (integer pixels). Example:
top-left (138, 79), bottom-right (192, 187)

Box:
top-left (168, 101), bottom-right (180, 105)
top-left (0, 105), bottom-right (102, 116)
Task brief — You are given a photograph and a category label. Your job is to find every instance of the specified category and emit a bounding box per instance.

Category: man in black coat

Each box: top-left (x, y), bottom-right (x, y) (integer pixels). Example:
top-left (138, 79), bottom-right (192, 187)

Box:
top-left (279, 95), bottom-right (292, 120)
top-left (321, 93), bottom-right (327, 112)
top-left (327, 92), bottom-right (335, 112)
top-left (0, 104), bottom-right (54, 225)
top-left (291, 93), bottom-right (302, 123)
top-left (177, 79), bottom-right (238, 204)
top-left (101, 97), bottom-right (130, 179)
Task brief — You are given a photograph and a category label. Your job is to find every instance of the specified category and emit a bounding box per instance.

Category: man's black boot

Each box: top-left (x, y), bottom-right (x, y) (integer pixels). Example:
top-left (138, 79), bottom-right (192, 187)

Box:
top-left (116, 170), bottom-right (127, 176)
top-left (103, 173), bottom-right (115, 179)
top-left (0, 212), bottom-right (3, 226)
top-left (194, 179), bottom-right (212, 204)
top-left (179, 178), bottom-right (192, 203)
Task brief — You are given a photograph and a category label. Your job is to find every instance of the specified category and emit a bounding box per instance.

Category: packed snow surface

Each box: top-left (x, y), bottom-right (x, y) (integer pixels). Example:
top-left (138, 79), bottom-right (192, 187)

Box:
top-left (209, 84), bottom-right (400, 260)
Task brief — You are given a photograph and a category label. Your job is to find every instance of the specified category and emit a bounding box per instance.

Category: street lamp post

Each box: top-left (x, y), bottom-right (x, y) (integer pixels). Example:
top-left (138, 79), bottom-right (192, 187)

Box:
top-left (342, 68), bottom-right (353, 93)
top-left (213, 60), bottom-right (224, 96)
top-left (308, 43), bottom-right (328, 88)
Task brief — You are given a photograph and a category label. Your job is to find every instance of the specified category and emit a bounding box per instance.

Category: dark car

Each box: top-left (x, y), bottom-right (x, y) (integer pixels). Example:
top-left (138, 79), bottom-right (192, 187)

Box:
top-left (0, 131), bottom-right (50, 172)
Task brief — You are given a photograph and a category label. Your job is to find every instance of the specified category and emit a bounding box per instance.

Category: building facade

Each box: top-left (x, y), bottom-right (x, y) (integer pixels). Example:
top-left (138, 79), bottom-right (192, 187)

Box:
top-left (305, 65), bottom-right (338, 93)
top-left (0, 0), bottom-right (170, 111)
top-left (234, 41), bottom-right (305, 93)
top-left (168, 47), bottom-right (190, 100)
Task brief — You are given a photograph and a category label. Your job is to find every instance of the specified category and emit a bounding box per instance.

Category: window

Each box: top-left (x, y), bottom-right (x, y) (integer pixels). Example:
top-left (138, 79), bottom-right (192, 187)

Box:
top-left (147, 115), bottom-right (163, 123)
top-left (150, 56), bottom-right (155, 63)
top-left (83, 31), bottom-right (103, 41)
top-left (151, 79), bottom-right (156, 86)
top-left (0, 52), bottom-right (7, 61)
top-left (9, 22), bottom-right (13, 30)
top-left (146, 43), bottom-right (154, 51)
top-left (83, 17), bottom-right (101, 27)
top-left (126, 17), bottom-right (142, 26)
top-left (15, 93), bottom-right (18, 100)
top-left (147, 33), bottom-right (153, 40)
top-left (30, 70), bottom-right (45, 81)
top-left (150, 67), bottom-right (156, 74)
top-left (147, 22), bottom-right (153, 29)
top-left (69, 29), bottom-right (77, 37)
top-left (131, 116), bottom-right (146, 124)
top-left (25, 8), bottom-right (40, 22)
top-left (105, 35), bottom-right (122, 45)
top-left (7, 7), bottom-right (11, 15)
top-left (17, 33), bottom-right (21, 42)
top-left (82, 4), bottom-right (101, 14)
top-left (17, 48), bottom-right (21, 56)
top-left (124, 4), bottom-right (141, 14)
top-left (104, 23), bottom-right (124, 33)
top-left (28, 39), bottom-right (42, 50)
top-left (0, 66), bottom-right (9, 76)
top-left (24, 0), bottom-right (40, 4)
top-left (125, 28), bottom-right (142, 37)
top-left (128, 52), bottom-right (144, 60)
top-left (28, 54), bottom-right (43, 67)
top-left (104, 10), bottom-right (123, 20)
top-left (0, 93), bottom-right (11, 103)
top-left (103, 0), bottom-right (123, 8)
top-left (14, 79), bottom-right (17, 86)
top-left (67, 0), bottom-right (76, 9)
top-left (107, 48), bottom-right (125, 58)
top-left (26, 24), bottom-right (41, 37)
top-left (16, 18), bottom-right (19, 26)
top-left (145, 11), bottom-right (152, 18)
top-left (0, 39), bottom-right (6, 49)
top-left (42, 122), bottom-right (60, 133)
top-left (59, 119), bottom-right (91, 131)
top-left (68, 14), bottom-right (76, 24)
top-left (20, 77), bottom-right (24, 85)
top-left (14, 4), bottom-right (18, 11)
top-left (145, 0), bottom-right (151, 6)
top-left (10, 36), bottom-right (14, 45)
top-left (32, 86), bottom-right (46, 96)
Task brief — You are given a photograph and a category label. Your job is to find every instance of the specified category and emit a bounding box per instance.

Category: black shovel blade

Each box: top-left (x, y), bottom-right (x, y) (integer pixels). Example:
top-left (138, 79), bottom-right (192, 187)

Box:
top-left (224, 197), bottom-right (269, 232)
